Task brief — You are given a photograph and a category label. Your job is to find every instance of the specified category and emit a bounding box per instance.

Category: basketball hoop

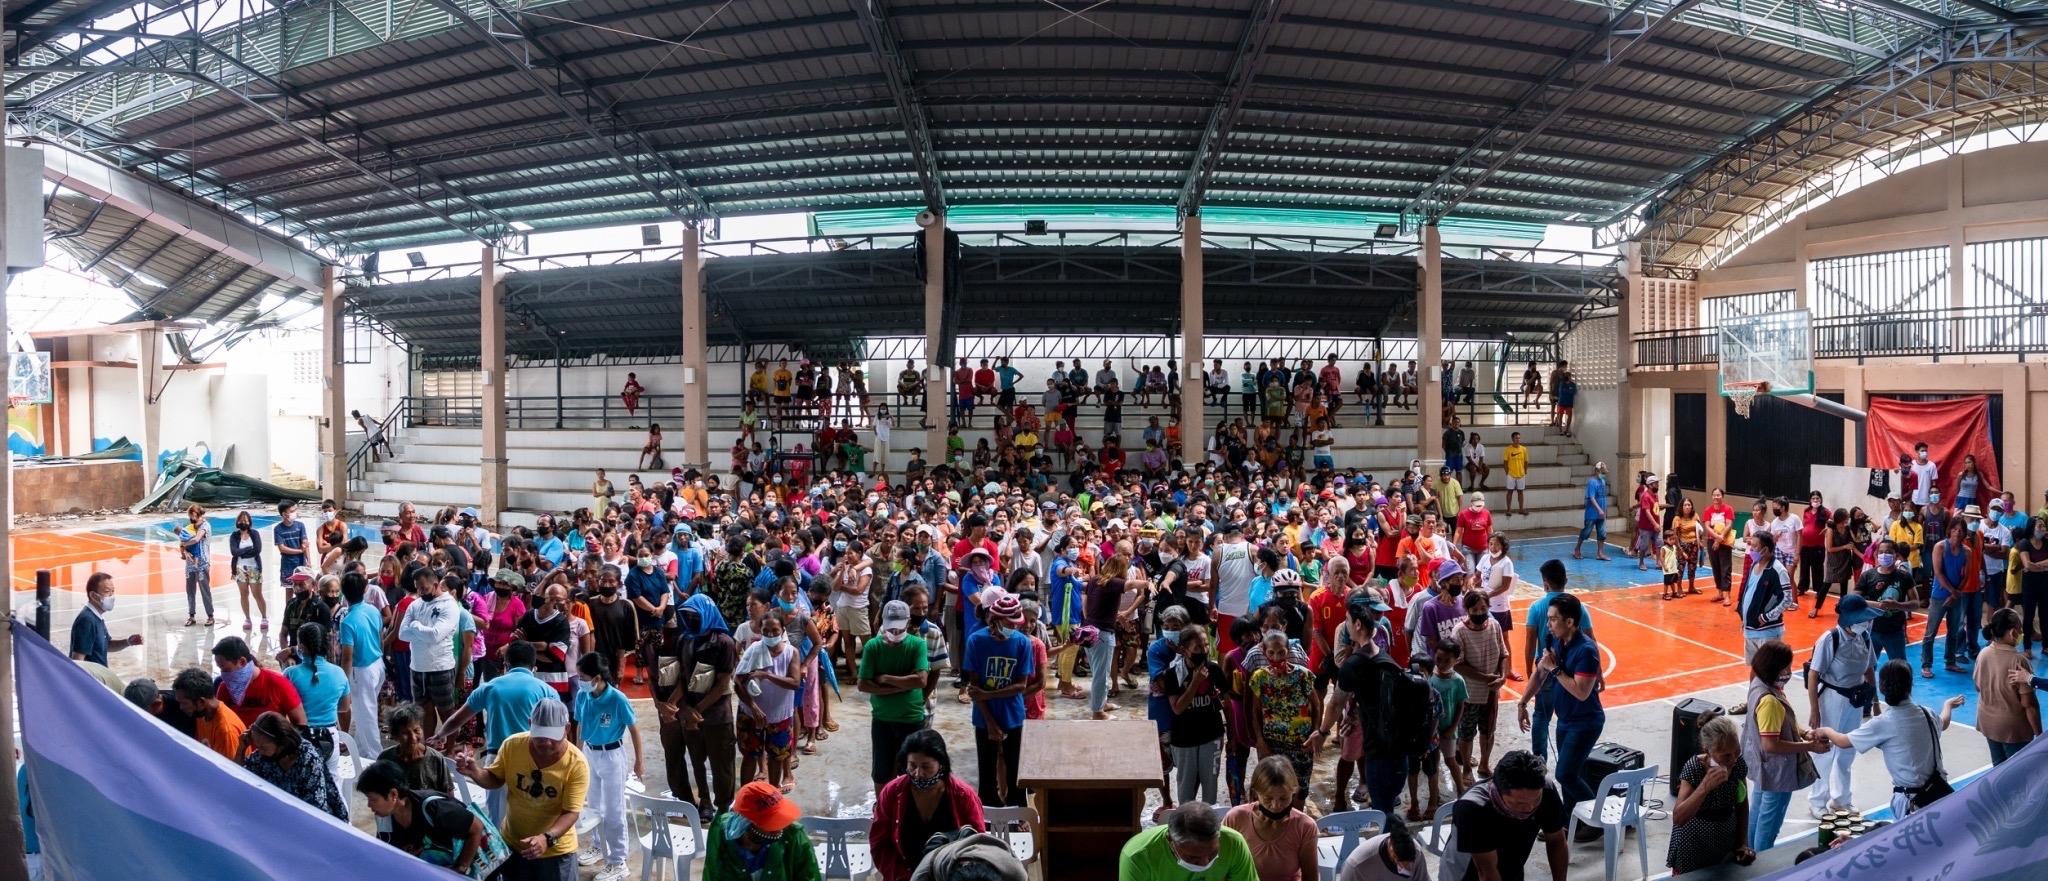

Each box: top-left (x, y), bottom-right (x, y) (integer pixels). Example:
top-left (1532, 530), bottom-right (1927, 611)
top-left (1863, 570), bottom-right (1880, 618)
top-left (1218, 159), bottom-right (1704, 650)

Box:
top-left (1726, 381), bottom-right (1770, 419)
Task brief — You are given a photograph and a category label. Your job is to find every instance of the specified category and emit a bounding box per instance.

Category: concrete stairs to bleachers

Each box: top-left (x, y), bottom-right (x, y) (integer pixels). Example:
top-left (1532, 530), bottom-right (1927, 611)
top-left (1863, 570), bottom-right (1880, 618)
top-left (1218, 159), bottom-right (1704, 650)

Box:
top-left (354, 417), bottom-right (1618, 533)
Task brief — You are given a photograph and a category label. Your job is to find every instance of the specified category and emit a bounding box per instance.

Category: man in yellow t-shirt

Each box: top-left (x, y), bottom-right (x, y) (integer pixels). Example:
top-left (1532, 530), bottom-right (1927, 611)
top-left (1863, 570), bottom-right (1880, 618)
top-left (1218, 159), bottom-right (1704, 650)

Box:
top-left (771, 360), bottom-right (795, 424)
top-left (458, 700), bottom-right (589, 877)
top-left (748, 360), bottom-right (769, 403)
top-left (1503, 430), bottom-right (1530, 515)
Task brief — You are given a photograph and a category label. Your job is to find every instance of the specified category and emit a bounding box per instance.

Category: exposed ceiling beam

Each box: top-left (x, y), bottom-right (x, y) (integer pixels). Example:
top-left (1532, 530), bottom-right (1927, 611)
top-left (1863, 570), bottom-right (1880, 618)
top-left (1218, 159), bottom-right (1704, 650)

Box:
top-left (1401, 0), bottom-right (1710, 232)
top-left (1178, 0), bottom-right (1279, 217)
top-left (425, 0), bottom-right (711, 220)
top-left (852, 0), bottom-right (944, 211)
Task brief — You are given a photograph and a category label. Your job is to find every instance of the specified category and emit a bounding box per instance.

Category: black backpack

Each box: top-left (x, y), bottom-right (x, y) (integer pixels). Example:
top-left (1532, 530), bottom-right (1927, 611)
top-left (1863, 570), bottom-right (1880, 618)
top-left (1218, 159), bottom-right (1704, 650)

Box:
top-left (1371, 655), bottom-right (1438, 755)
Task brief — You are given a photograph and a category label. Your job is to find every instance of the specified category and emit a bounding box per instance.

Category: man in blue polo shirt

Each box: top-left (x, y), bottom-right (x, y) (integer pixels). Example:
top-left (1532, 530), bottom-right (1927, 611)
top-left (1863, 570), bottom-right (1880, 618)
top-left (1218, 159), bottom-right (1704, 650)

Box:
top-left (430, 640), bottom-right (555, 822)
top-left (69, 572), bottom-right (140, 666)
top-left (1519, 559), bottom-right (1593, 764)
top-left (336, 573), bottom-right (386, 754)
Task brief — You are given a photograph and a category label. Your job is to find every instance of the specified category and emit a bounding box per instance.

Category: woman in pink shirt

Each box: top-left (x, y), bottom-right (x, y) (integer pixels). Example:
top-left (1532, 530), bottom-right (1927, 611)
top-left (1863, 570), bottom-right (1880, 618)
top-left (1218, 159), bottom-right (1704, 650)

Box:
top-left (1703, 488), bottom-right (1738, 605)
top-left (1222, 756), bottom-right (1319, 881)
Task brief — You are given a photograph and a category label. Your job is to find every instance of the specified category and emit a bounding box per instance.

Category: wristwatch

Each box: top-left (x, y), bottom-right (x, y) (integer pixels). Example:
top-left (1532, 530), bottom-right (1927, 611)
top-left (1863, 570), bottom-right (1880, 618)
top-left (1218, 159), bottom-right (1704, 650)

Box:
top-left (544, 832), bottom-right (562, 850)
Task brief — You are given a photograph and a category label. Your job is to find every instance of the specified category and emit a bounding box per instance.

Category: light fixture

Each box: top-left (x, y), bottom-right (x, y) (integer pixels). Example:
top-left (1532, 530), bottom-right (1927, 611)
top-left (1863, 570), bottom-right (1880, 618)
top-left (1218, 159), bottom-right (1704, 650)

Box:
top-left (406, 251), bottom-right (426, 268)
top-left (1374, 224), bottom-right (1399, 240)
top-left (642, 225), bottom-right (663, 246)
top-left (1025, 219), bottom-right (1047, 235)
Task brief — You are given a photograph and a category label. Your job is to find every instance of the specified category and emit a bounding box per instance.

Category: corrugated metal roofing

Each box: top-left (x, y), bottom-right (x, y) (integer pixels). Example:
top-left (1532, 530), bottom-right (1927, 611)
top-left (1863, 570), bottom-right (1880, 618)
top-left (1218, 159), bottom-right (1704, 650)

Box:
top-left (6, 0), bottom-right (2040, 266)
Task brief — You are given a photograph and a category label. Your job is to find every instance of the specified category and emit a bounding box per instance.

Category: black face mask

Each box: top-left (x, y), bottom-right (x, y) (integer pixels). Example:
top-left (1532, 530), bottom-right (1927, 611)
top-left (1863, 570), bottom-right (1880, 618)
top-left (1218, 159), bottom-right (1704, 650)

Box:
top-left (1256, 804), bottom-right (1292, 822)
top-left (909, 613), bottom-right (928, 630)
top-left (494, 586), bottom-right (512, 597)
top-left (599, 585), bottom-right (618, 596)
top-left (1188, 651), bottom-right (1208, 665)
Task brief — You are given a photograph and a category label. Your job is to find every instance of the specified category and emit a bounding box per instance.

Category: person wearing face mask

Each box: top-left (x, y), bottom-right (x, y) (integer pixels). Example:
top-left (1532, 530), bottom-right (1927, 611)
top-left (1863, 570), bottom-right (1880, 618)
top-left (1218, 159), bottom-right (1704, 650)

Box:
top-left (585, 568), bottom-right (637, 702)
top-left (478, 568), bottom-right (530, 684)
top-left (1118, 801), bottom-right (1256, 881)
top-left (1739, 640), bottom-right (1832, 853)
top-left (702, 781), bottom-right (820, 881)
top-left (211, 635), bottom-right (307, 727)
top-left (1163, 623), bottom-right (1226, 807)
top-left (1222, 756), bottom-right (1318, 881)
top-left (858, 601), bottom-right (932, 790)
top-left (964, 591), bottom-right (1035, 807)
top-left (1853, 541), bottom-right (1916, 666)
top-left (1802, 594), bottom-right (1879, 818)
top-left (1447, 750), bottom-right (1567, 881)
top-left (516, 583), bottom-right (578, 701)
top-left (869, 729), bottom-right (983, 881)
top-left (625, 548), bottom-right (669, 687)
top-left (568, 653), bottom-right (640, 881)
top-left (1739, 533), bottom-right (1793, 663)
top-left (1887, 499), bottom-right (1927, 603)
top-left (69, 571), bottom-right (141, 666)
top-left (735, 610), bottom-right (801, 790)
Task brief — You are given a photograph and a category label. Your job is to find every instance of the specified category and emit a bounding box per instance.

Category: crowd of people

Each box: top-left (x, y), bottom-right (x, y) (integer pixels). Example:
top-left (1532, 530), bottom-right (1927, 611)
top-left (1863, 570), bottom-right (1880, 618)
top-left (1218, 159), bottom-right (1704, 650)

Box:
top-left (40, 397), bottom-right (2048, 881)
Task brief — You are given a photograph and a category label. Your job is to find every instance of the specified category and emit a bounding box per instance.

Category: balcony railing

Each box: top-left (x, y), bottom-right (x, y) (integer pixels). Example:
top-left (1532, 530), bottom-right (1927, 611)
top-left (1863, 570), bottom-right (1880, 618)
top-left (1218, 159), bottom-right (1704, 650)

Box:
top-left (1633, 304), bottom-right (2048, 368)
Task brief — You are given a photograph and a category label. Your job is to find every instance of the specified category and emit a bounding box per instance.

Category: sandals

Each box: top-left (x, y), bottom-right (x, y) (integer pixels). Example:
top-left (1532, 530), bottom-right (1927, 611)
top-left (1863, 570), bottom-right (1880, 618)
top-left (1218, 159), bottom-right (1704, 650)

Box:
top-left (824, 721), bottom-right (839, 733)
top-left (205, 618), bottom-right (217, 627)
top-left (185, 617), bottom-right (197, 627)
top-left (1406, 807), bottom-right (1426, 822)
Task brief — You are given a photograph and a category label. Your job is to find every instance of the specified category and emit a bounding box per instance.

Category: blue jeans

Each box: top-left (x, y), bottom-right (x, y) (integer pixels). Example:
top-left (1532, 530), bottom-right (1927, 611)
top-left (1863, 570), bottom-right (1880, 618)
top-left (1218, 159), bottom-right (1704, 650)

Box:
top-left (1528, 689), bottom-right (1557, 765)
top-left (1750, 790), bottom-right (1791, 852)
top-left (1553, 721), bottom-right (1604, 816)
top-left (1363, 755), bottom-right (1409, 815)
top-left (1579, 516), bottom-right (1606, 544)
top-left (1088, 633), bottom-right (1117, 714)
top-left (1921, 593), bottom-right (1982, 667)
top-left (1872, 630), bottom-right (1909, 668)
top-left (1957, 592), bottom-right (1984, 656)
top-left (1988, 739), bottom-right (2029, 765)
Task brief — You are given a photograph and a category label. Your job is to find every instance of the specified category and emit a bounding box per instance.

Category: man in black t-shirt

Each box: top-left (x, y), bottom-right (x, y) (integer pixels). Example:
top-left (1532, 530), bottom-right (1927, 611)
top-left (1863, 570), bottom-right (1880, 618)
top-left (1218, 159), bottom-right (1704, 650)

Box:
top-left (1450, 749), bottom-right (1567, 881)
top-left (1160, 623), bottom-right (1226, 805)
top-left (358, 760), bottom-right (491, 873)
top-left (515, 583), bottom-right (576, 701)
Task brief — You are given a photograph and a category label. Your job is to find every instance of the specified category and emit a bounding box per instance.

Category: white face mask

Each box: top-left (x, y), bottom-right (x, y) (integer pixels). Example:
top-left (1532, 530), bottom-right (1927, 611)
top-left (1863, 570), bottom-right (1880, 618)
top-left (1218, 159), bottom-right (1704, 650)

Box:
top-left (1175, 857), bottom-right (1216, 874)
top-left (883, 630), bottom-right (907, 645)
top-left (96, 593), bottom-right (114, 611)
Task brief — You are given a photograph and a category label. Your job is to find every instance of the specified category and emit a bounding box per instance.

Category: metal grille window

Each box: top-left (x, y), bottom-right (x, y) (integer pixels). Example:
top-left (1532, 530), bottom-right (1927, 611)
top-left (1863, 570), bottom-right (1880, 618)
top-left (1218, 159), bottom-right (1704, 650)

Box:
top-left (422, 371), bottom-right (482, 398)
top-left (291, 350), bottom-right (322, 387)
top-left (1808, 247), bottom-right (1948, 319)
top-left (1966, 238), bottom-right (2048, 308)
top-left (1700, 290), bottom-right (1794, 327)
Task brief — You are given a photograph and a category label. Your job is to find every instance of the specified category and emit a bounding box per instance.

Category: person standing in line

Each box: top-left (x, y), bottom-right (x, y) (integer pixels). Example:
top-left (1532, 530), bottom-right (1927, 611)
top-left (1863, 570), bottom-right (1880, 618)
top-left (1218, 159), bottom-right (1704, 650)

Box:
top-left (69, 571), bottom-right (141, 667)
top-left (734, 611), bottom-right (800, 792)
top-left (273, 501), bottom-right (309, 633)
top-left (1703, 489), bottom-right (1738, 606)
top-left (1973, 608), bottom-right (2041, 764)
top-left (431, 640), bottom-right (556, 823)
top-left (1854, 541), bottom-right (1917, 668)
top-left (455, 700), bottom-right (589, 881)
top-left (569, 654), bottom-right (640, 881)
top-left (1534, 592), bottom-right (1605, 840)
top-left (857, 600), bottom-right (930, 790)
top-left (1908, 442), bottom-right (1939, 509)
top-left (176, 503), bottom-right (217, 627)
top-left (336, 573), bottom-right (386, 757)
top-left (1162, 623), bottom-right (1226, 807)
top-left (665, 593), bottom-right (738, 816)
top-left (964, 591), bottom-right (1035, 807)
top-left (283, 622), bottom-right (350, 761)
top-left (1212, 522), bottom-right (1256, 655)
top-left (227, 511), bottom-right (268, 631)
top-left (2017, 516), bottom-right (2048, 656)
top-left (399, 564), bottom-right (464, 735)
top-left (1452, 590), bottom-right (1506, 787)
top-left (1740, 533), bottom-right (1793, 663)
top-left (1739, 640), bottom-right (1832, 853)
top-left (1923, 517), bottom-right (1982, 676)
top-left (1804, 594), bottom-right (1878, 819)
top-left (1572, 463), bottom-right (1610, 561)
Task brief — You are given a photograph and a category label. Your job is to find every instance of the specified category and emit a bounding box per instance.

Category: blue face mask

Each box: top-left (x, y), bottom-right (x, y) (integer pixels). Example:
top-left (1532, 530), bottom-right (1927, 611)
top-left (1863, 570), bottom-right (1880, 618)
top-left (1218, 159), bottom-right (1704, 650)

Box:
top-left (773, 597), bottom-right (795, 612)
top-left (832, 541), bottom-right (848, 553)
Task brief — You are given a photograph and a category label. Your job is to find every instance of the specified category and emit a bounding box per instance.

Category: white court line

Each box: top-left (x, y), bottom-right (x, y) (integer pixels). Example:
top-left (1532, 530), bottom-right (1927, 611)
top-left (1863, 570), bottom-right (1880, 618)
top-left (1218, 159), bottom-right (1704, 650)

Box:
top-left (1586, 602), bottom-right (1747, 661)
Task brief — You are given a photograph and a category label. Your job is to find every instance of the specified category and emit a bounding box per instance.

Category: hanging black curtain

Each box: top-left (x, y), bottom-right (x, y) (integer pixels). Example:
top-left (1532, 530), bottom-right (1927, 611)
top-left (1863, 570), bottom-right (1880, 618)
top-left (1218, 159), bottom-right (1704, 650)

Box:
top-left (1722, 392), bottom-right (1846, 498)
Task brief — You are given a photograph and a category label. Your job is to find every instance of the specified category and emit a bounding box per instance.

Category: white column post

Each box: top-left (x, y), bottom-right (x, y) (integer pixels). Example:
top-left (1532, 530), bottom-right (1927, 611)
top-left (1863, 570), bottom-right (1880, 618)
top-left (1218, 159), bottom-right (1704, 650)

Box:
top-left (480, 246), bottom-right (509, 525)
top-left (1181, 215), bottom-right (1205, 444)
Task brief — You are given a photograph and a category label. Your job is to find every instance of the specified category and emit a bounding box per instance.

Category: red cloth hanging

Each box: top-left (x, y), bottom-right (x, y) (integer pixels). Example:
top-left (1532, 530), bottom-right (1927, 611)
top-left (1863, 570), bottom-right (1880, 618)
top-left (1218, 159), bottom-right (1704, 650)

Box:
top-left (1864, 396), bottom-right (2001, 505)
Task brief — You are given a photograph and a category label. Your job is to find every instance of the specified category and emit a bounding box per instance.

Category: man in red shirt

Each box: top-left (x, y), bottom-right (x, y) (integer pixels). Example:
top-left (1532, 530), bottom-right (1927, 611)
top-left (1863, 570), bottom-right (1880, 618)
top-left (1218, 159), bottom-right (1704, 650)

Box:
top-left (949, 512), bottom-right (1000, 570)
top-left (1100, 437), bottom-right (1127, 474)
top-left (1799, 491), bottom-right (1831, 599)
top-left (212, 635), bottom-right (305, 727)
top-left (1454, 494), bottom-right (1494, 556)
top-left (973, 359), bottom-right (997, 397)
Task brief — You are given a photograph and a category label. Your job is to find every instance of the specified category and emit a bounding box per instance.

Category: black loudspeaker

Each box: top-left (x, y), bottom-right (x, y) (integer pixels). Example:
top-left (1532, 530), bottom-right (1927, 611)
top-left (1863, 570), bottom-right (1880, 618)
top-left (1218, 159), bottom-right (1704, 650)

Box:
top-left (1670, 697), bottom-right (1724, 793)
top-left (1580, 741), bottom-right (1647, 794)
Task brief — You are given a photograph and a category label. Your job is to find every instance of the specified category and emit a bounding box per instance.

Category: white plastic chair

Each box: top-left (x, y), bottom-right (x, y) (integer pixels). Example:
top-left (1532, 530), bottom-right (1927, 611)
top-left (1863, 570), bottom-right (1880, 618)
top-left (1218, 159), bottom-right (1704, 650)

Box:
top-left (444, 756), bottom-right (489, 809)
top-left (1314, 809), bottom-right (1385, 881)
top-left (1426, 803), bottom-right (1465, 881)
top-left (629, 793), bottom-right (704, 881)
top-left (330, 731), bottom-right (362, 787)
top-left (982, 805), bottom-right (1042, 869)
top-left (1570, 765), bottom-right (1660, 881)
top-left (580, 775), bottom-right (651, 835)
top-left (802, 816), bottom-right (875, 881)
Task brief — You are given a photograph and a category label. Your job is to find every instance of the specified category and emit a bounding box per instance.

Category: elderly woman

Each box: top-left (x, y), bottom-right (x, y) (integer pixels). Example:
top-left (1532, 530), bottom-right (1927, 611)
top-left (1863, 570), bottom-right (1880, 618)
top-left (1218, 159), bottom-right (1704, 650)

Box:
top-left (242, 711), bottom-right (349, 821)
top-left (1119, 802), bottom-right (1258, 881)
top-left (869, 729), bottom-right (984, 881)
top-left (1223, 756), bottom-right (1319, 881)
top-left (1667, 715), bottom-right (1752, 875)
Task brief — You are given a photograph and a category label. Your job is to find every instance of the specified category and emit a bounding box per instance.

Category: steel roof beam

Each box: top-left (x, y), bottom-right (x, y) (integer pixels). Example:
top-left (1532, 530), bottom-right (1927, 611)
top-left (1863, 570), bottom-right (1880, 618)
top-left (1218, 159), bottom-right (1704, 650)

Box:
top-left (853, 0), bottom-right (944, 211)
top-left (1178, 0), bottom-right (1279, 217)
top-left (424, 0), bottom-right (710, 221)
top-left (1401, 0), bottom-right (1710, 233)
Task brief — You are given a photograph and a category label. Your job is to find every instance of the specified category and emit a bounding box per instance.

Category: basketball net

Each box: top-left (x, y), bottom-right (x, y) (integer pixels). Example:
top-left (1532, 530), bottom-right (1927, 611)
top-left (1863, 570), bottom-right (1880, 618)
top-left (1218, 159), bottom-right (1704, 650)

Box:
top-left (1726, 381), bottom-right (1770, 418)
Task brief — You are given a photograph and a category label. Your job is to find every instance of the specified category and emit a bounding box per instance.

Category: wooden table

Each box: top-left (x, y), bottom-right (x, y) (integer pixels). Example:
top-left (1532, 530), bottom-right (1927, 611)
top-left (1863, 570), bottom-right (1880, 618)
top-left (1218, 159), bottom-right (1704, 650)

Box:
top-left (1016, 720), bottom-right (1163, 881)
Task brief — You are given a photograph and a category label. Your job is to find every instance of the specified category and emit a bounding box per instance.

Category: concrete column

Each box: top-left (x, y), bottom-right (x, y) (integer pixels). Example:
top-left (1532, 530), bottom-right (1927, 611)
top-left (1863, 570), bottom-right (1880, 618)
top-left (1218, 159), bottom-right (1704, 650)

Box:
top-left (1417, 225), bottom-right (1443, 457)
top-left (136, 325), bottom-right (163, 483)
top-left (1618, 243), bottom-right (1645, 482)
top-left (480, 246), bottom-right (509, 526)
top-left (1841, 368), bottom-right (1866, 467)
top-left (319, 265), bottom-right (348, 500)
top-left (1180, 215), bottom-right (1205, 441)
top-left (2004, 365), bottom-right (2028, 497)
top-left (680, 224), bottom-right (708, 467)
top-left (923, 218), bottom-right (947, 459)
top-left (1705, 378), bottom-right (1729, 492)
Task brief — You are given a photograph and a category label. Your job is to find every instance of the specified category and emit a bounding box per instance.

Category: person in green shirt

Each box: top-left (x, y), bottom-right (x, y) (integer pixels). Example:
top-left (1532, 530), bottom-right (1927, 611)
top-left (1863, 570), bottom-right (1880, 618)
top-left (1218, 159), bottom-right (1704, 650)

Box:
top-left (842, 439), bottom-right (868, 476)
top-left (947, 427), bottom-right (965, 465)
top-left (857, 601), bottom-right (930, 789)
top-left (702, 781), bottom-right (820, 881)
top-left (1431, 468), bottom-right (1464, 519)
top-left (1118, 802), bottom-right (1257, 881)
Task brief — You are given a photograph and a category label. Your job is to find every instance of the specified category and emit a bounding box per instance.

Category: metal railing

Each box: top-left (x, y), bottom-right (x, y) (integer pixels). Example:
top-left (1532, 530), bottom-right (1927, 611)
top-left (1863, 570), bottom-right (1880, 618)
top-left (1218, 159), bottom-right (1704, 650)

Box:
top-left (1632, 304), bottom-right (2048, 368)
top-left (344, 396), bottom-right (410, 491)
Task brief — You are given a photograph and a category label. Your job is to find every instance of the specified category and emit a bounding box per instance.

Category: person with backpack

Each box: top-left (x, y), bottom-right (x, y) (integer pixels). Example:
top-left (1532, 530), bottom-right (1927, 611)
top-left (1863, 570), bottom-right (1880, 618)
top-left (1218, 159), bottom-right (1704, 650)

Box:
top-left (1803, 594), bottom-right (1879, 819)
top-left (1327, 607), bottom-right (1435, 815)
top-left (1533, 592), bottom-right (1606, 840)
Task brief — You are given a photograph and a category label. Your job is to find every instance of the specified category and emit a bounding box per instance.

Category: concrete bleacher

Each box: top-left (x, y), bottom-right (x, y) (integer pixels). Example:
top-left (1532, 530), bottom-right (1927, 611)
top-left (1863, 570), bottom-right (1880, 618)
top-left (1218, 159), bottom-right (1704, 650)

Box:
top-left (355, 413), bottom-right (1617, 532)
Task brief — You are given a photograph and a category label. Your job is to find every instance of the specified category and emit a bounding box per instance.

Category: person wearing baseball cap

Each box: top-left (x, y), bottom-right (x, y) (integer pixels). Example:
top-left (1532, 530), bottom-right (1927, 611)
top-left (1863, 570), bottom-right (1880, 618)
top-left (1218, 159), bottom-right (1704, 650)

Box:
top-left (1409, 558), bottom-right (1468, 662)
top-left (454, 698), bottom-right (589, 878)
top-left (703, 780), bottom-right (817, 881)
top-left (963, 589), bottom-right (1035, 807)
top-left (858, 600), bottom-right (930, 789)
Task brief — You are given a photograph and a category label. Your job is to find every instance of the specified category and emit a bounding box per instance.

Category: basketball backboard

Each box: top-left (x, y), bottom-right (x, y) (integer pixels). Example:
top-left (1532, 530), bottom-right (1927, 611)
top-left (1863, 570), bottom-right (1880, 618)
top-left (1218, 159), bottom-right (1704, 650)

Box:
top-left (1718, 308), bottom-right (1814, 399)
